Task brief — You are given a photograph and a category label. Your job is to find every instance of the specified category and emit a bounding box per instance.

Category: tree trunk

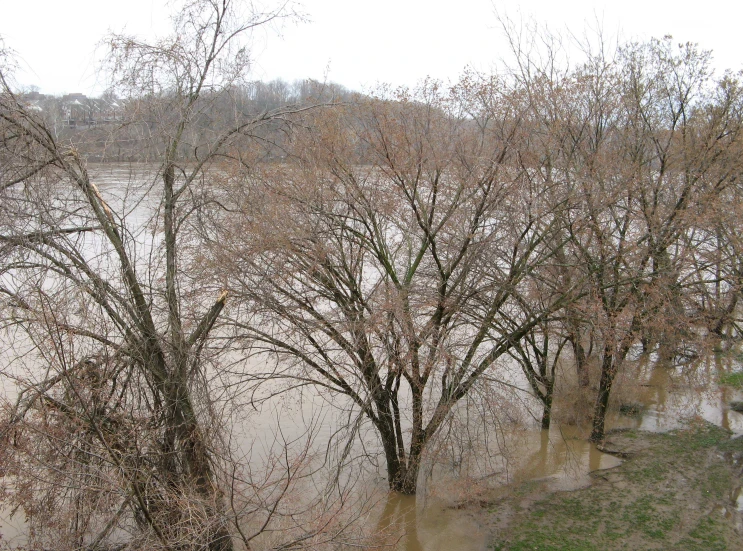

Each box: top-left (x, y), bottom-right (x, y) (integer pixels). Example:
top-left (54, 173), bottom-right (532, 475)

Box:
top-left (163, 379), bottom-right (234, 551)
top-left (541, 383), bottom-right (554, 431)
top-left (377, 392), bottom-right (426, 495)
top-left (566, 318), bottom-right (590, 388)
top-left (394, 457), bottom-right (421, 495)
top-left (379, 421), bottom-right (404, 491)
top-left (590, 349), bottom-right (616, 442)
top-left (712, 279), bottom-right (740, 337)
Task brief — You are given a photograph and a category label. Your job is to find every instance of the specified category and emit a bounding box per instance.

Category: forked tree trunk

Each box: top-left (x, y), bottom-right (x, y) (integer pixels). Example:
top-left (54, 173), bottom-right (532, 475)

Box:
top-left (395, 458), bottom-right (421, 495)
top-left (160, 161), bottom-right (233, 551)
top-left (376, 389), bottom-right (427, 495)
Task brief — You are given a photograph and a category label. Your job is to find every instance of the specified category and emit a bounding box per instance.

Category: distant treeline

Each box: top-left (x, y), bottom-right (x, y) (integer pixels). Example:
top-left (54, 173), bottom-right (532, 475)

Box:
top-left (18, 79), bottom-right (358, 162)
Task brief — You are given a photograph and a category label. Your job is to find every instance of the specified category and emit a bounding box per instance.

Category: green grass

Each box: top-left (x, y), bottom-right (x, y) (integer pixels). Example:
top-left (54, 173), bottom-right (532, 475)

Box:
top-left (704, 465), bottom-right (731, 499)
top-left (718, 434), bottom-right (743, 453)
top-left (666, 423), bottom-right (730, 451)
top-left (624, 429), bottom-right (638, 439)
top-left (718, 370), bottom-right (743, 389)
top-left (620, 496), bottom-right (679, 539)
top-left (500, 523), bottom-right (601, 551)
top-left (679, 517), bottom-right (728, 551)
top-left (488, 424), bottom-right (738, 551)
top-left (629, 459), bottom-right (667, 482)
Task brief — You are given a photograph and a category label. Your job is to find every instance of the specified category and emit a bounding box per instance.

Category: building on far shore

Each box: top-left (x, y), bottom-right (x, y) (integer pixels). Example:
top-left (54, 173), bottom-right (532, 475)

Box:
top-left (19, 91), bottom-right (124, 128)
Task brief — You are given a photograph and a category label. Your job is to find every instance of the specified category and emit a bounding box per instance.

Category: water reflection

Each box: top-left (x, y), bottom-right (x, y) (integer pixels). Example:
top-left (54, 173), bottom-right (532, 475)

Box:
top-left (513, 426), bottom-right (621, 491)
top-left (376, 494), bottom-right (421, 551)
top-left (389, 350), bottom-right (743, 551)
top-left (612, 353), bottom-right (743, 435)
top-left (374, 492), bottom-right (484, 551)
top-left (367, 424), bottom-right (621, 551)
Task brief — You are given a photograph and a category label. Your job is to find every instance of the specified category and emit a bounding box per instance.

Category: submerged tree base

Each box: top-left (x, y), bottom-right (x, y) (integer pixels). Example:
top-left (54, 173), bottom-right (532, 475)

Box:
top-left (482, 423), bottom-right (743, 551)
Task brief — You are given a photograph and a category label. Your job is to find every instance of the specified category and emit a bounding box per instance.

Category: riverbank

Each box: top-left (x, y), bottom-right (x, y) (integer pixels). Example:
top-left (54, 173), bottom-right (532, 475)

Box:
top-left (479, 422), bottom-right (743, 550)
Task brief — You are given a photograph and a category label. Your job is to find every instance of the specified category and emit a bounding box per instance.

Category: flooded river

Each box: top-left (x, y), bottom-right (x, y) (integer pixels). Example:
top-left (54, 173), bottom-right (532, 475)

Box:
top-left (2, 165), bottom-right (742, 550)
top-left (362, 349), bottom-right (743, 551)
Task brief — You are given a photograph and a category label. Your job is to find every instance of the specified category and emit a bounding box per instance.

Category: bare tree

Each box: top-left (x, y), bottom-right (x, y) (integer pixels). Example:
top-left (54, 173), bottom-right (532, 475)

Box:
top-left (0, 1), bottom-right (356, 549)
top-left (205, 81), bottom-right (578, 495)
top-left (554, 37), bottom-right (743, 441)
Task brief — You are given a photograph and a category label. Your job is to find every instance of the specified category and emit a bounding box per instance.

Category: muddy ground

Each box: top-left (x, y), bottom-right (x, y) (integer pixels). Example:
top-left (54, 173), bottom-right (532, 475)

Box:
top-left (476, 423), bottom-right (743, 550)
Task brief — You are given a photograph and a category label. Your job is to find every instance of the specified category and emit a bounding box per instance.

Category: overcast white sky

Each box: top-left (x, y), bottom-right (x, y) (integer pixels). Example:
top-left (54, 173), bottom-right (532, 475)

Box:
top-left (0, 0), bottom-right (741, 96)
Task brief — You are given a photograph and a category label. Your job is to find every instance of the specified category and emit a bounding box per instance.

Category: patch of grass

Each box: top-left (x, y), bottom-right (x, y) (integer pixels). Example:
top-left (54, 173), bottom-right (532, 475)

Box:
top-left (502, 527), bottom-right (600, 551)
top-left (620, 496), bottom-right (678, 540)
top-left (553, 497), bottom-right (588, 517)
top-left (626, 458), bottom-right (667, 483)
top-left (704, 465), bottom-right (731, 499)
top-left (679, 516), bottom-right (727, 551)
top-left (502, 489), bottom-right (680, 550)
top-left (718, 370), bottom-right (743, 389)
top-left (488, 426), bottom-right (739, 551)
top-left (512, 479), bottom-right (542, 497)
top-left (669, 423), bottom-right (730, 451)
top-left (718, 434), bottom-right (743, 453)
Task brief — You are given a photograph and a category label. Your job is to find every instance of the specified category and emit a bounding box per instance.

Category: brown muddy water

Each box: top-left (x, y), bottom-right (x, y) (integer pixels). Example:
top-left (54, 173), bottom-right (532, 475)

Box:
top-left (2, 166), bottom-right (742, 549)
top-left (365, 426), bottom-right (623, 551)
top-left (2, 343), bottom-right (741, 550)
top-left (362, 350), bottom-right (743, 551)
